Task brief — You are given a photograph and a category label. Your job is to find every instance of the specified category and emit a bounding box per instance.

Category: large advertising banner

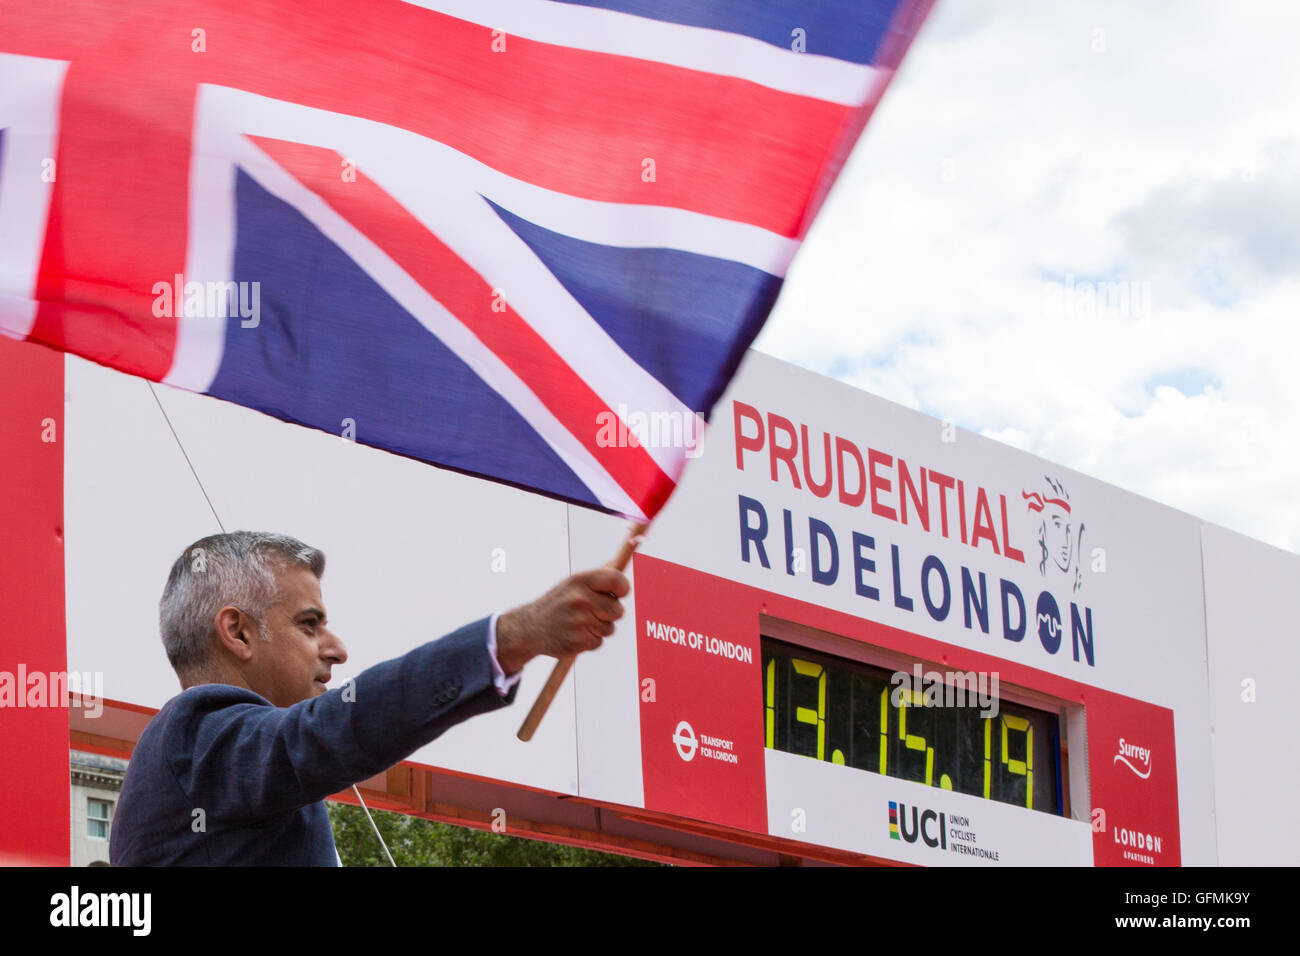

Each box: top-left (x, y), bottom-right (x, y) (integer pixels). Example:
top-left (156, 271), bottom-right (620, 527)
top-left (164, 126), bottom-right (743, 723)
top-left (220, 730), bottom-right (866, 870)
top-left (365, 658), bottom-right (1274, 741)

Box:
top-left (24, 345), bottom-right (1264, 866)
top-left (624, 350), bottom-right (1214, 865)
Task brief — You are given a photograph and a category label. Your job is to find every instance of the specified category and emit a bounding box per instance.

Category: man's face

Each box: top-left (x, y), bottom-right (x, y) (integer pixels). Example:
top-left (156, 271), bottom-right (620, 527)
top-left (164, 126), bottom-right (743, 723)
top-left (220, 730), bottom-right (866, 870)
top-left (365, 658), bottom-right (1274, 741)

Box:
top-left (247, 564), bottom-right (348, 707)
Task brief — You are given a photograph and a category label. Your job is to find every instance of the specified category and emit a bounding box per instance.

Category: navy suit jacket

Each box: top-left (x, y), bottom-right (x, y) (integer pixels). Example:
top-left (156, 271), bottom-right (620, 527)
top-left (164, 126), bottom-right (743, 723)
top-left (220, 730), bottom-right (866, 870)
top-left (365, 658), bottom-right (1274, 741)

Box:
top-left (110, 617), bottom-right (517, 866)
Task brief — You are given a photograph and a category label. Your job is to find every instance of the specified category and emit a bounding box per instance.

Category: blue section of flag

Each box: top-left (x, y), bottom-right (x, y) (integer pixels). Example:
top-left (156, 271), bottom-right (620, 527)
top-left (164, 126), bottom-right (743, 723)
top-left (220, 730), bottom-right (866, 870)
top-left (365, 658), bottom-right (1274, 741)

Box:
top-left (547, 0), bottom-right (906, 65)
top-left (487, 199), bottom-right (782, 414)
top-left (209, 170), bottom-right (603, 510)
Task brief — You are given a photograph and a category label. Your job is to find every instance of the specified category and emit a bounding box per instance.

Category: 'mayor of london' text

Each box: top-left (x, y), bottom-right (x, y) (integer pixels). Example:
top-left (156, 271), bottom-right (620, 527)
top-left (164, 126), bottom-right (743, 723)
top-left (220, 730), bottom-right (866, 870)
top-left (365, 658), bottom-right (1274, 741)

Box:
top-left (50, 887), bottom-right (151, 936)
top-left (645, 619), bottom-right (754, 664)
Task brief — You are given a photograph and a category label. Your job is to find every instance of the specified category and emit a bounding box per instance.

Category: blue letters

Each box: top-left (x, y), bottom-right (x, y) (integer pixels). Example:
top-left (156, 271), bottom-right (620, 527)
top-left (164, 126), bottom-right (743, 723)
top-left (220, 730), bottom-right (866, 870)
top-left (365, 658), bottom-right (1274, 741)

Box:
top-left (852, 532), bottom-right (879, 601)
top-left (810, 518), bottom-right (838, 585)
top-left (921, 555), bottom-right (951, 621)
top-left (738, 495), bottom-right (770, 569)
top-left (1001, 579), bottom-right (1025, 642)
top-left (962, 568), bottom-right (989, 633)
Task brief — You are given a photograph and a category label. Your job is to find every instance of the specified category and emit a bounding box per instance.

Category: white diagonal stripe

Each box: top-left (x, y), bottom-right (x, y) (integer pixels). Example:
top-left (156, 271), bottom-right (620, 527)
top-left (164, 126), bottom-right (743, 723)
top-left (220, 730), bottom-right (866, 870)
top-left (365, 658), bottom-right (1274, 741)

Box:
top-left (0, 53), bottom-right (67, 341)
top-left (168, 88), bottom-right (646, 518)
top-left (402, 0), bottom-right (881, 106)
top-left (191, 86), bottom-right (774, 484)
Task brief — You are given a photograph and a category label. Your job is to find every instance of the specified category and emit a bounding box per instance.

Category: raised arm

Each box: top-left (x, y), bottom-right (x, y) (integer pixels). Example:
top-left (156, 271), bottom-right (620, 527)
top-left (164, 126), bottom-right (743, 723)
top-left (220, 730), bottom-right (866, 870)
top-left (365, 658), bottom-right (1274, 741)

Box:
top-left (172, 567), bottom-right (628, 824)
top-left (173, 617), bottom-right (507, 823)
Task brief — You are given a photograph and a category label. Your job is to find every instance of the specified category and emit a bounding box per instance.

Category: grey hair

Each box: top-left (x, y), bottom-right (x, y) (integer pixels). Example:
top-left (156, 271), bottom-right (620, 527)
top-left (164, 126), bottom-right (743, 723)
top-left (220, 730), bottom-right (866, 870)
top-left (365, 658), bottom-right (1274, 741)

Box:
top-left (160, 531), bottom-right (325, 677)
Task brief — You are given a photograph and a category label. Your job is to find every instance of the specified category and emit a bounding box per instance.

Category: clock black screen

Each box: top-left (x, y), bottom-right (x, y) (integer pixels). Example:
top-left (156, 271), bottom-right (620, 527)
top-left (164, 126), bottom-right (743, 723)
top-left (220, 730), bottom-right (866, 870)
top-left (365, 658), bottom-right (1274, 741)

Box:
top-left (762, 637), bottom-right (1062, 814)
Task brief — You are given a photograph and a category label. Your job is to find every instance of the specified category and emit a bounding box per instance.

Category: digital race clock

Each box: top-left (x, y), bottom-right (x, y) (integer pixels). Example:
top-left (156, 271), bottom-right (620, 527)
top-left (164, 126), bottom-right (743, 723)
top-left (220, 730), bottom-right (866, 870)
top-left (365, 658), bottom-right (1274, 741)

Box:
top-left (762, 637), bottom-right (1064, 815)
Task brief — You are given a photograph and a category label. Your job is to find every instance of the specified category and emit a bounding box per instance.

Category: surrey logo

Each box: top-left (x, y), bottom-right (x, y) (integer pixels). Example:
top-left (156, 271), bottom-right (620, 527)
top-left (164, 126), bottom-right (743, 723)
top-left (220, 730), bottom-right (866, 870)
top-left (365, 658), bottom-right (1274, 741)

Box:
top-left (1113, 738), bottom-right (1152, 780)
top-left (1023, 476), bottom-right (1085, 593)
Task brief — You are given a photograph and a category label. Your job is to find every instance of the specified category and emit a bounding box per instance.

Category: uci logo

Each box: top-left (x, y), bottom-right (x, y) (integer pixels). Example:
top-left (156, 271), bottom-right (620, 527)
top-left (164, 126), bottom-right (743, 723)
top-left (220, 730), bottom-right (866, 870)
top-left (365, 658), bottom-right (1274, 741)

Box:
top-left (889, 800), bottom-right (948, 849)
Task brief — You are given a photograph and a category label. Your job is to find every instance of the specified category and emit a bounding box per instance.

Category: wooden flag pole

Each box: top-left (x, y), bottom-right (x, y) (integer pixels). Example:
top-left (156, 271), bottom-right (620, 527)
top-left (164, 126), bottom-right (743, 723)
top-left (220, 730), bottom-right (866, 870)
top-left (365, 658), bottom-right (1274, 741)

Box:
top-left (516, 521), bottom-right (648, 742)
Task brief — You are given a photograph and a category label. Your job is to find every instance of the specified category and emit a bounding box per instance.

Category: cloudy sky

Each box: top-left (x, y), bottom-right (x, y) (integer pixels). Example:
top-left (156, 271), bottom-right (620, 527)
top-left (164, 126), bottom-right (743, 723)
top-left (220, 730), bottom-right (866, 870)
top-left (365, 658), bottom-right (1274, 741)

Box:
top-left (755, 0), bottom-right (1300, 553)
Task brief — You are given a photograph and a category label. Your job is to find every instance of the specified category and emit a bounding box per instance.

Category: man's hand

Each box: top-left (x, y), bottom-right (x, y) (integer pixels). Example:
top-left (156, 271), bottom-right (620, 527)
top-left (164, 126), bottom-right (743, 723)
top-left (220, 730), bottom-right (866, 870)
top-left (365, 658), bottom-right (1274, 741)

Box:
top-left (495, 568), bottom-right (630, 675)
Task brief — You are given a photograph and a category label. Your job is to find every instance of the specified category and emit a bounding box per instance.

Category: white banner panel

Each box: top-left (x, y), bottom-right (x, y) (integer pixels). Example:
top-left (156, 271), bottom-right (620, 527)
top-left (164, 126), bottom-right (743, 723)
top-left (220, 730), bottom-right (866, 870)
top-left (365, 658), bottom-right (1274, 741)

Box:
top-left (1201, 523), bottom-right (1300, 866)
top-left (61, 345), bottom-right (1298, 866)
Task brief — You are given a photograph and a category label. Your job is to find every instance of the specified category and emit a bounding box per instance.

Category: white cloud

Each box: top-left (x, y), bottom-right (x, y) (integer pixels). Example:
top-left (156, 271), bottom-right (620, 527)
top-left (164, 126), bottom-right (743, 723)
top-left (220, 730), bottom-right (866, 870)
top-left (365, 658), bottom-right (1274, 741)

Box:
top-left (755, 0), bottom-right (1300, 553)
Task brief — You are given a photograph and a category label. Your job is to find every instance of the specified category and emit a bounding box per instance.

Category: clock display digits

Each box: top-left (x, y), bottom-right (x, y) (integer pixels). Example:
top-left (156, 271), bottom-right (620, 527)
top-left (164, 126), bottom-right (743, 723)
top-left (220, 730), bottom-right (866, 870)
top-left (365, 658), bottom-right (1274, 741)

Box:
top-left (762, 637), bottom-right (1061, 816)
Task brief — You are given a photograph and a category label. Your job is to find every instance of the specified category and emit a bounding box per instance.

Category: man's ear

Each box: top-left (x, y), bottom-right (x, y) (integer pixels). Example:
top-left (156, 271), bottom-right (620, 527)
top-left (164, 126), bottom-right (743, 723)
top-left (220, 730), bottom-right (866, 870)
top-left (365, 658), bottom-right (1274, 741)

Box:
top-left (214, 606), bottom-right (257, 663)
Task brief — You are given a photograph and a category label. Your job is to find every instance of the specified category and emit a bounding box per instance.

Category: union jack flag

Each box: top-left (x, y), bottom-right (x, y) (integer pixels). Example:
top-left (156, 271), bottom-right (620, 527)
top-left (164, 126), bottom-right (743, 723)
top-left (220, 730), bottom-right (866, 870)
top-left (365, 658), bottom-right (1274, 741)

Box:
top-left (0, 0), bottom-right (934, 520)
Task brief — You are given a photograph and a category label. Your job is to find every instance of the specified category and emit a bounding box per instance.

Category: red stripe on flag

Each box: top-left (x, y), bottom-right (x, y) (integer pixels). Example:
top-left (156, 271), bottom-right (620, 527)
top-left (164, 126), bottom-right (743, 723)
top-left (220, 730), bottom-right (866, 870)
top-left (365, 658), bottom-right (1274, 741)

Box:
top-left (233, 4), bottom-right (849, 237)
top-left (20, 15), bottom-right (194, 381)
top-left (1, 1), bottom-right (852, 243)
top-left (252, 136), bottom-right (675, 517)
top-left (245, 6), bottom-right (850, 237)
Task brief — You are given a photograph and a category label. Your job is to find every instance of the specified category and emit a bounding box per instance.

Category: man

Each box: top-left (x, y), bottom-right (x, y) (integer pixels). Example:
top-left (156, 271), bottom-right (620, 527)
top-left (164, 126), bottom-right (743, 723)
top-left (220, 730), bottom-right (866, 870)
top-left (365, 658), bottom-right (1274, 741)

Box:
top-left (109, 530), bottom-right (628, 865)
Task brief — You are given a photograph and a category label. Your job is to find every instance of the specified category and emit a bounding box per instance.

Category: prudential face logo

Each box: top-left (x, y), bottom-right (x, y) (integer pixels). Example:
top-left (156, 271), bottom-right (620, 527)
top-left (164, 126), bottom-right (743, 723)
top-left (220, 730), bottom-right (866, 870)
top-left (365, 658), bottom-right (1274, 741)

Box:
top-left (1023, 475), bottom-right (1086, 594)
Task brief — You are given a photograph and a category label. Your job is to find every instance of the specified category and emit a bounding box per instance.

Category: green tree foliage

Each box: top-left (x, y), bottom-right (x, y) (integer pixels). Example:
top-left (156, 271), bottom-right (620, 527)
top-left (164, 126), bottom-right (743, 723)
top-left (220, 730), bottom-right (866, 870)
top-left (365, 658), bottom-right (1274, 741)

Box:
top-left (328, 802), bottom-right (663, 867)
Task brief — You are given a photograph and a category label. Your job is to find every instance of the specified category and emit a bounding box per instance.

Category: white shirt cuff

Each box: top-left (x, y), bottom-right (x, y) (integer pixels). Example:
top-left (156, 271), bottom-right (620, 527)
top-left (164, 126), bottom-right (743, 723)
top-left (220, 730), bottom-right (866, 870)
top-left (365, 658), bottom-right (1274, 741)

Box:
top-left (487, 613), bottom-right (523, 697)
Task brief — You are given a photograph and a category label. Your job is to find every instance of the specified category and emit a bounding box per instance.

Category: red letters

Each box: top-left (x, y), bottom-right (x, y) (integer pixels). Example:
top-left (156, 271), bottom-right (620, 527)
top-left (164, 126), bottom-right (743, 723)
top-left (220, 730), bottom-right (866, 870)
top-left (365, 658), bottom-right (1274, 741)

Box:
top-left (836, 437), bottom-right (866, 507)
top-left (971, 487), bottom-right (1000, 555)
top-left (867, 449), bottom-right (897, 521)
top-left (767, 413), bottom-right (801, 488)
top-left (731, 401), bottom-right (1027, 567)
top-left (898, 460), bottom-right (930, 532)
top-left (733, 400), bottom-right (764, 471)
top-left (800, 424), bottom-right (833, 498)
top-left (929, 470), bottom-right (955, 538)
